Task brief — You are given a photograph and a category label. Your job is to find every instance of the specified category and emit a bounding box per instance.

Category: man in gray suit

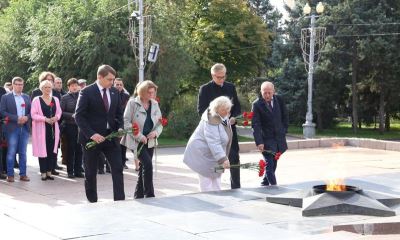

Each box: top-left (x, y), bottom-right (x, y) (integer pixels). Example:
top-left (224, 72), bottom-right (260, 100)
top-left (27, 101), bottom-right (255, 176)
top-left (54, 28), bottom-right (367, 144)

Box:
top-left (251, 81), bottom-right (288, 186)
top-left (0, 77), bottom-right (31, 182)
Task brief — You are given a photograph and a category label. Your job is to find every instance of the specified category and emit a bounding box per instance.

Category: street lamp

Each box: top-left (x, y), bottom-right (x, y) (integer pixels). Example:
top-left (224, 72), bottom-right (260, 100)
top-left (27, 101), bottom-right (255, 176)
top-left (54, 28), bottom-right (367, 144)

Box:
top-left (300, 1), bottom-right (326, 138)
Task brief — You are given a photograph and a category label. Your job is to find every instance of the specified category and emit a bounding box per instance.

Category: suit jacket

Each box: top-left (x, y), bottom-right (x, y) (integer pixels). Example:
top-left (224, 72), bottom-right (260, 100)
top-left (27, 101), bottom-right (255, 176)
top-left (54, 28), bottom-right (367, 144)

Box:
top-left (0, 92), bottom-right (31, 133)
top-left (197, 81), bottom-right (241, 117)
top-left (251, 95), bottom-right (288, 153)
top-left (75, 83), bottom-right (123, 144)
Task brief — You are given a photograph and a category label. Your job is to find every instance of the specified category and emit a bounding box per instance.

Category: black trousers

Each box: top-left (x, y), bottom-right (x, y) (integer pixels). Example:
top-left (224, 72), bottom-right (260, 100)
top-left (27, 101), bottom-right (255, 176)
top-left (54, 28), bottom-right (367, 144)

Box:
top-left (82, 139), bottom-right (125, 202)
top-left (121, 145), bottom-right (127, 166)
top-left (39, 124), bottom-right (56, 173)
top-left (65, 124), bottom-right (82, 175)
top-left (229, 125), bottom-right (241, 189)
top-left (134, 144), bottom-right (154, 198)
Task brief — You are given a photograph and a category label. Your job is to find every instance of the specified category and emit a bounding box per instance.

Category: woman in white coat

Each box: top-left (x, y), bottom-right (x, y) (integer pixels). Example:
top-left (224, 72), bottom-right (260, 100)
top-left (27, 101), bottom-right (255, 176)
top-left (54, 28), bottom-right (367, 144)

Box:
top-left (183, 96), bottom-right (232, 192)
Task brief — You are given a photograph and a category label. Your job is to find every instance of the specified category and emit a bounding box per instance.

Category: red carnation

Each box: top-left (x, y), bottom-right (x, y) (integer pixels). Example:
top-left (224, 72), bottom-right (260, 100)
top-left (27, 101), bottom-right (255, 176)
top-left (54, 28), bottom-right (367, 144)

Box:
top-left (258, 159), bottom-right (267, 177)
top-left (21, 103), bottom-right (26, 108)
top-left (49, 102), bottom-right (54, 107)
top-left (247, 112), bottom-right (254, 119)
top-left (243, 120), bottom-right (249, 126)
top-left (160, 117), bottom-right (168, 127)
top-left (132, 122), bottom-right (140, 136)
top-left (274, 152), bottom-right (282, 160)
top-left (4, 116), bottom-right (9, 125)
top-left (243, 112), bottom-right (248, 118)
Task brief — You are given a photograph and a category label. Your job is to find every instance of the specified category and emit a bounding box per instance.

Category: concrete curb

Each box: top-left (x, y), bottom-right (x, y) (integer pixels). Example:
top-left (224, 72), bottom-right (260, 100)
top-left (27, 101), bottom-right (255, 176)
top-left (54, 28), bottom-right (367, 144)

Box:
top-left (239, 138), bottom-right (400, 153)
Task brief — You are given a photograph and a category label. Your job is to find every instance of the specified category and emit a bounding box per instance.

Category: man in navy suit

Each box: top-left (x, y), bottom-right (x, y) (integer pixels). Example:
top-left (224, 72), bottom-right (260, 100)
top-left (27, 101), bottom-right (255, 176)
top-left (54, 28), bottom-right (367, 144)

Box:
top-left (251, 81), bottom-right (288, 186)
top-left (0, 77), bottom-right (31, 182)
top-left (75, 65), bottom-right (125, 202)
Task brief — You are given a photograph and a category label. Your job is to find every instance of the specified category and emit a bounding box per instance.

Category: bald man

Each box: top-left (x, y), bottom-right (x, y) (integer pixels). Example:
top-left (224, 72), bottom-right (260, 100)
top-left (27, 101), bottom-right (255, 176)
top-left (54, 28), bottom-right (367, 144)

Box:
top-left (251, 81), bottom-right (288, 186)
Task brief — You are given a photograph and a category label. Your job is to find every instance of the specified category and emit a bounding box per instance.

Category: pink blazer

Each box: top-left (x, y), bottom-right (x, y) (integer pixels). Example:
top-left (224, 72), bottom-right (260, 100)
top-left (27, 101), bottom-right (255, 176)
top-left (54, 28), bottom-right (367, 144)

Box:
top-left (31, 96), bottom-right (62, 158)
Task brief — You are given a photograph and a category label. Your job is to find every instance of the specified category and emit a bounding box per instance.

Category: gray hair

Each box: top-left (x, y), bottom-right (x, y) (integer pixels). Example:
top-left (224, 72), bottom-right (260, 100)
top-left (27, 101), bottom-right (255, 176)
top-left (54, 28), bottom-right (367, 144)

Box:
top-left (209, 96), bottom-right (232, 116)
top-left (39, 80), bottom-right (53, 91)
top-left (210, 63), bottom-right (227, 75)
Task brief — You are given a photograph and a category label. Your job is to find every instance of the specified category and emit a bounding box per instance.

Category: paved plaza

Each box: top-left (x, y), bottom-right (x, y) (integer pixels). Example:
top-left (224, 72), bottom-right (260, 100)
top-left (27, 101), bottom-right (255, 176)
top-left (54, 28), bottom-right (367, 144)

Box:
top-left (1, 140), bottom-right (400, 239)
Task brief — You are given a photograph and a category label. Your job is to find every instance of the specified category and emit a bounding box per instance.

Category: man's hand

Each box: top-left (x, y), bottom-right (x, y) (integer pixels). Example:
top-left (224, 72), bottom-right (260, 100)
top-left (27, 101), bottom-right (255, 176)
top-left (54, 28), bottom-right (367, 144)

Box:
top-left (146, 131), bottom-right (157, 140)
top-left (17, 116), bottom-right (28, 125)
top-left (257, 144), bottom-right (264, 152)
top-left (91, 133), bottom-right (105, 144)
top-left (229, 117), bottom-right (236, 125)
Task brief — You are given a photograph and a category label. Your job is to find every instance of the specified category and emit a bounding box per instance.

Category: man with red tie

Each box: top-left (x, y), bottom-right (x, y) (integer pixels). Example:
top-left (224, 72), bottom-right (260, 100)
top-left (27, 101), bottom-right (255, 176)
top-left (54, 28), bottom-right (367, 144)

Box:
top-left (75, 65), bottom-right (125, 203)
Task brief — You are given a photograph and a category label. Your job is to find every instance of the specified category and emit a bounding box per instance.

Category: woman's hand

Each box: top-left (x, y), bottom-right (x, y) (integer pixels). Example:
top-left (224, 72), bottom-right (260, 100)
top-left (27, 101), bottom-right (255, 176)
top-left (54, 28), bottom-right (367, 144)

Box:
top-left (140, 136), bottom-right (148, 144)
top-left (222, 159), bottom-right (230, 169)
top-left (45, 118), bottom-right (52, 124)
top-left (146, 131), bottom-right (157, 139)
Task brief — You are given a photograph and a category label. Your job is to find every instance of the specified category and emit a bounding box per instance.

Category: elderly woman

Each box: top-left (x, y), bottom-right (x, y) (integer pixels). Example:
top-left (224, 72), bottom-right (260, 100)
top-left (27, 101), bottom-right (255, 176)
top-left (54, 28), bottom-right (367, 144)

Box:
top-left (31, 80), bottom-right (62, 180)
top-left (183, 96), bottom-right (232, 192)
top-left (121, 80), bottom-right (163, 198)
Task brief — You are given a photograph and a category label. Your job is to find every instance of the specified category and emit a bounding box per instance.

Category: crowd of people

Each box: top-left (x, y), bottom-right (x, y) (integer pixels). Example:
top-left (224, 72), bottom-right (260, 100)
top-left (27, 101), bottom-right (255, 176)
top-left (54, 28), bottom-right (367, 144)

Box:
top-left (0, 63), bottom-right (288, 203)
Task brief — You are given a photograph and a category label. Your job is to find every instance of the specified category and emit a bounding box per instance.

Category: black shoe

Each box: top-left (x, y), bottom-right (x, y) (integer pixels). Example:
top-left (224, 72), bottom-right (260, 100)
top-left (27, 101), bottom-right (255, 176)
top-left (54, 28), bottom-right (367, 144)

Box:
top-left (46, 175), bottom-right (55, 180)
top-left (67, 173), bottom-right (75, 179)
top-left (123, 164), bottom-right (128, 170)
top-left (51, 170), bottom-right (60, 175)
top-left (55, 165), bottom-right (63, 170)
top-left (0, 173), bottom-right (6, 179)
top-left (106, 168), bottom-right (111, 173)
top-left (74, 173), bottom-right (85, 178)
top-left (98, 169), bottom-right (105, 174)
top-left (261, 180), bottom-right (269, 186)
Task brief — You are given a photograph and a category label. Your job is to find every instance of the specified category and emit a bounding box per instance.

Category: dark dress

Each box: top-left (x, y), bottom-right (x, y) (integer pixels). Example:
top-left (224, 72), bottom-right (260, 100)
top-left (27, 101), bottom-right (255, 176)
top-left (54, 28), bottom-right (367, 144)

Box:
top-left (135, 103), bottom-right (155, 199)
top-left (38, 97), bottom-right (57, 173)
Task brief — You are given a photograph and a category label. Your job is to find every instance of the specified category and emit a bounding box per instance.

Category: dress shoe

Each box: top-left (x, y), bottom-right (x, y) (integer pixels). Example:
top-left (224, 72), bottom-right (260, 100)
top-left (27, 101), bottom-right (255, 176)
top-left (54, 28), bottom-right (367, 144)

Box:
top-left (7, 176), bottom-right (14, 182)
top-left (19, 176), bottom-right (30, 182)
top-left (261, 180), bottom-right (269, 186)
top-left (106, 168), bottom-right (111, 173)
top-left (41, 173), bottom-right (47, 181)
top-left (46, 175), bottom-right (55, 180)
top-left (67, 173), bottom-right (75, 178)
top-left (98, 169), bottom-right (105, 174)
top-left (55, 165), bottom-right (63, 170)
top-left (51, 170), bottom-right (60, 175)
top-left (74, 173), bottom-right (85, 178)
top-left (123, 164), bottom-right (128, 170)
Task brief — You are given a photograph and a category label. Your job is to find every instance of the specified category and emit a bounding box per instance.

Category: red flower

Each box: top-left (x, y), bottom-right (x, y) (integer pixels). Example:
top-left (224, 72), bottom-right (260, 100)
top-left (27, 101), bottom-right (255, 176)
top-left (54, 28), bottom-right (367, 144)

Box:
top-left (243, 112), bottom-right (248, 118)
top-left (155, 96), bottom-right (160, 103)
top-left (243, 120), bottom-right (249, 126)
top-left (49, 102), bottom-right (54, 107)
top-left (160, 117), bottom-right (168, 127)
top-left (21, 103), bottom-right (26, 108)
top-left (274, 152), bottom-right (282, 160)
top-left (132, 122), bottom-right (140, 136)
top-left (247, 112), bottom-right (254, 119)
top-left (4, 116), bottom-right (9, 125)
top-left (258, 159), bottom-right (267, 177)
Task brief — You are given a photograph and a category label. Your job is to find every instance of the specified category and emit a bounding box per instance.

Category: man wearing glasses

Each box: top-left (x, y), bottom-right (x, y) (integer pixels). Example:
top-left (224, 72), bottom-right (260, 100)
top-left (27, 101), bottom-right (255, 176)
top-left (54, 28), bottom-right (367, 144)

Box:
top-left (197, 63), bottom-right (242, 189)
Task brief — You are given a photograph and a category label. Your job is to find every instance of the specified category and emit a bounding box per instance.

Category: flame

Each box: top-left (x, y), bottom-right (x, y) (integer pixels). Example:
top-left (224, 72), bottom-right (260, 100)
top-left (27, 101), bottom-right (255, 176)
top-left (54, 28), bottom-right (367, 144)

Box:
top-left (326, 178), bottom-right (346, 191)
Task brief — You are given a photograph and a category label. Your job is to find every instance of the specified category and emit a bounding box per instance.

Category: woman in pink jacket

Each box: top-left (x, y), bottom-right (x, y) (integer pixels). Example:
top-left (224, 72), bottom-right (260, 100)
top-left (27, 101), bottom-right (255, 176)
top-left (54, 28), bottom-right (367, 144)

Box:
top-left (31, 80), bottom-right (62, 181)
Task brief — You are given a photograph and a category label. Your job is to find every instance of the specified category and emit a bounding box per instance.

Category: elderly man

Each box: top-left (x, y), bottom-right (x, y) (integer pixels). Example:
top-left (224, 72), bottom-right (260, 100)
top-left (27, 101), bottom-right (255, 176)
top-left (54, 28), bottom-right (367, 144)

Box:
top-left (251, 81), bottom-right (288, 186)
top-left (197, 63), bottom-right (242, 189)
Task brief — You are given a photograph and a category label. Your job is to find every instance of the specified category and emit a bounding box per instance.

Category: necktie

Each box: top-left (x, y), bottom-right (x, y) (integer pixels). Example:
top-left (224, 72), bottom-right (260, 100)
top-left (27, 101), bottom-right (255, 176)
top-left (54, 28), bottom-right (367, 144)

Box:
top-left (267, 101), bottom-right (273, 112)
top-left (222, 119), bottom-right (227, 126)
top-left (102, 88), bottom-right (109, 112)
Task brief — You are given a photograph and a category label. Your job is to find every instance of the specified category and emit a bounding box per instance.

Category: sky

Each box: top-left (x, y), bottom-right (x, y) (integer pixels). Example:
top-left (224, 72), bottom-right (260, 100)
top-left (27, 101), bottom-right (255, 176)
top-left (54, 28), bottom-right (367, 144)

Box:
top-left (270, 0), bottom-right (290, 20)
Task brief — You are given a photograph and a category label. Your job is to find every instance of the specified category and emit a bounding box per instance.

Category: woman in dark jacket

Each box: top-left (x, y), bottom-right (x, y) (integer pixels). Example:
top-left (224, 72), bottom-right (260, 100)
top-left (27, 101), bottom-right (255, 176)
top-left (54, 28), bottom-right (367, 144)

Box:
top-left (60, 78), bottom-right (83, 178)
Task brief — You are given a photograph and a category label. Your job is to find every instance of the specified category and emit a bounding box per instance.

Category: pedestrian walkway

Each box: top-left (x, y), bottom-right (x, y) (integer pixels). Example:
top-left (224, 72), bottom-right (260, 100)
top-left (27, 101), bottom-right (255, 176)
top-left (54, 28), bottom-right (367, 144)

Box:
top-left (1, 142), bottom-right (400, 239)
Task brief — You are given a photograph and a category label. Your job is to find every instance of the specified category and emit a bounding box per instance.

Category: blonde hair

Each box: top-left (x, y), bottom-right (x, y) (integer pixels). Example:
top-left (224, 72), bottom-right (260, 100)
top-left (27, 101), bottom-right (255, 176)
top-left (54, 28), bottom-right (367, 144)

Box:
top-left (39, 80), bottom-right (53, 91)
top-left (136, 80), bottom-right (158, 98)
top-left (209, 96), bottom-right (232, 116)
top-left (38, 71), bottom-right (56, 82)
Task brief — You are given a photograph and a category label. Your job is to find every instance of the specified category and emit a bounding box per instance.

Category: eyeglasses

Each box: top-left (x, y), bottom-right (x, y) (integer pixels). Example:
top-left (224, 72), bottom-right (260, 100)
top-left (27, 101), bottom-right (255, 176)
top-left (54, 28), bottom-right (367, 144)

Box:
top-left (13, 83), bottom-right (23, 86)
top-left (213, 75), bottom-right (226, 80)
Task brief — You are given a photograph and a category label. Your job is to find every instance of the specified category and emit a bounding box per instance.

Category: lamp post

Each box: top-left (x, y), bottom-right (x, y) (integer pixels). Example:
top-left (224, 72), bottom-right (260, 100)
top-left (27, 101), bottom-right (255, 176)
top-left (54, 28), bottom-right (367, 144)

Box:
top-left (301, 1), bottom-right (325, 138)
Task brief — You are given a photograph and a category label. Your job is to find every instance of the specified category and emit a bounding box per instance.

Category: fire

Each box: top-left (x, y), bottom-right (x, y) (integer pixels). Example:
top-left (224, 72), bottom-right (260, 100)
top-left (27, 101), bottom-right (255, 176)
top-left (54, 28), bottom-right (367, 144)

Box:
top-left (326, 178), bottom-right (346, 191)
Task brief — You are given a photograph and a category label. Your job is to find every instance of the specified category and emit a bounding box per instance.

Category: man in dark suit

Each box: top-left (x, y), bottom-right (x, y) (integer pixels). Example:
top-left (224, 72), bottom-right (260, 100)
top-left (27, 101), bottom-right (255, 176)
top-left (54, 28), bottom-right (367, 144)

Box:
top-left (75, 65), bottom-right (125, 202)
top-left (252, 81), bottom-right (288, 186)
top-left (197, 63), bottom-right (242, 189)
top-left (0, 77), bottom-right (31, 182)
top-left (0, 86), bottom-right (7, 179)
